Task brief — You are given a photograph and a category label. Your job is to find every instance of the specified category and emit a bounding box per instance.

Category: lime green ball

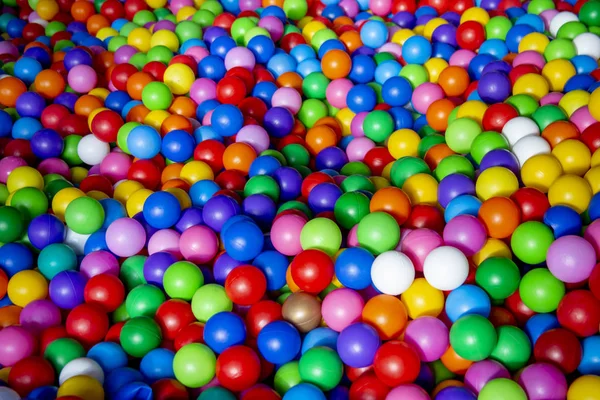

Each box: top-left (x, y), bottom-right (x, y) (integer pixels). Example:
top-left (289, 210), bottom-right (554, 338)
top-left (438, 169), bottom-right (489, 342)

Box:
top-left (519, 268), bottom-right (565, 313)
top-left (113, 302), bottom-right (129, 323)
top-left (147, 45), bottom-right (173, 64)
top-left (108, 36), bottom-right (128, 52)
top-left (364, 110), bottom-right (394, 143)
top-left (173, 343), bottom-right (216, 388)
top-left (244, 27), bottom-right (271, 46)
top-left (192, 10), bottom-right (215, 28)
top-left (300, 217), bottom-right (342, 256)
top-left (64, 196), bottom-right (104, 235)
top-left (557, 21), bottom-right (588, 39)
top-left (311, 29), bottom-right (337, 50)
top-left (490, 325), bottom-right (531, 371)
top-left (510, 221), bottom-right (554, 265)
top-left (125, 284), bottom-right (166, 318)
top-left (399, 64), bottom-right (428, 88)
top-left (299, 347), bottom-right (343, 391)
top-left (120, 255), bottom-right (147, 291)
top-left (449, 315), bottom-right (498, 361)
top-left (200, 0), bottom-right (223, 15)
top-left (142, 82), bottom-right (173, 111)
top-left (244, 175), bottom-right (280, 202)
top-left (274, 361), bottom-right (302, 395)
top-left (479, 378), bottom-right (527, 400)
top-left (117, 122), bottom-right (141, 154)
top-left (231, 17), bottom-right (257, 44)
top-left (445, 117), bottom-right (482, 154)
top-left (10, 187), bottom-right (48, 222)
top-left (120, 22), bottom-right (139, 37)
top-left (486, 16), bottom-right (512, 40)
top-left (435, 155), bottom-right (475, 180)
top-left (120, 316), bottom-right (162, 358)
top-left (340, 161), bottom-right (371, 176)
top-left (129, 53), bottom-right (147, 70)
top-left (390, 157), bottom-right (431, 187)
top-left (133, 10), bottom-right (157, 25)
top-left (430, 359), bottom-right (456, 384)
top-left (298, 99), bottom-right (328, 128)
top-left (44, 338), bottom-right (85, 373)
top-left (283, 0), bottom-right (307, 20)
top-left (357, 211), bottom-right (400, 255)
top-left (302, 73), bottom-right (329, 99)
top-left (163, 261), bottom-right (204, 301)
top-left (505, 94), bottom-right (538, 117)
top-left (528, 0), bottom-right (555, 14)
top-left (45, 21), bottom-right (66, 37)
top-left (175, 20), bottom-right (203, 43)
top-left (334, 192), bottom-right (370, 230)
top-left (470, 131), bottom-right (509, 165)
top-left (475, 257), bottom-right (520, 301)
top-left (191, 284), bottom-right (233, 323)
top-left (544, 38), bottom-right (576, 61)
top-left (418, 134), bottom-right (446, 158)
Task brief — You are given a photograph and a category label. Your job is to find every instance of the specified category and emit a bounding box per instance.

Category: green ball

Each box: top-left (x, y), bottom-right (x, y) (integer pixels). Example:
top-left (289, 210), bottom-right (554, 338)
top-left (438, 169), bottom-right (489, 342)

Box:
top-left (10, 187), bottom-right (48, 222)
top-left (173, 343), bottom-right (216, 388)
top-left (244, 175), bottom-right (280, 202)
top-left (45, 21), bottom-right (66, 37)
top-left (274, 361), bottom-right (302, 395)
top-left (544, 38), bottom-right (576, 61)
top-left (197, 387), bottom-right (236, 400)
top-left (142, 81), bottom-right (173, 111)
top-left (38, 243), bottom-right (77, 280)
top-left (470, 131), bottom-right (509, 165)
top-left (580, 1), bottom-right (600, 27)
top-left (282, 144), bottom-right (310, 168)
top-left (435, 155), bottom-right (475, 181)
top-left (120, 255), bottom-right (147, 291)
top-left (556, 21), bottom-right (588, 39)
top-left (146, 45), bottom-right (173, 64)
top-left (0, 184), bottom-right (8, 206)
top-left (334, 191), bottom-right (370, 229)
top-left (175, 20), bottom-right (203, 42)
top-left (64, 196), bottom-right (104, 235)
top-left (446, 106), bottom-right (460, 126)
top-left (505, 94), bottom-right (538, 117)
top-left (300, 217), bottom-right (342, 257)
top-left (364, 110), bottom-right (394, 143)
top-left (357, 212), bottom-right (400, 255)
top-left (475, 257), bottom-right (520, 301)
top-left (449, 315), bottom-right (498, 361)
top-left (478, 378), bottom-right (527, 400)
top-left (510, 221), bottom-right (554, 264)
top-left (430, 359), bottom-right (456, 384)
top-left (311, 29), bottom-right (336, 50)
top-left (340, 161), bottom-right (371, 177)
top-left (44, 338), bottom-right (85, 373)
top-left (490, 326), bottom-right (531, 371)
top-left (163, 261), bottom-right (204, 301)
top-left (44, 179), bottom-right (73, 203)
top-left (418, 134), bottom-right (446, 158)
top-left (113, 302), bottom-right (129, 323)
top-left (133, 9), bottom-right (157, 25)
top-left (0, 206), bottom-right (23, 243)
top-left (519, 268), bottom-right (565, 313)
top-left (445, 117), bottom-right (482, 154)
top-left (117, 122), bottom-right (141, 154)
top-left (278, 200), bottom-right (312, 219)
top-left (231, 17), bottom-right (257, 44)
top-left (61, 135), bottom-right (83, 166)
top-left (399, 64), bottom-right (428, 88)
top-left (298, 347), bottom-right (343, 391)
top-left (298, 99), bottom-right (328, 128)
top-left (191, 284), bottom-right (233, 323)
top-left (120, 22), bottom-right (139, 37)
top-left (302, 73), bottom-right (329, 100)
top-left (125, 284), bottom-right (166, 318)
top-left (390, 157), bottom-right (431, 187)
top-left (192, 9), bottom-right (215, 27)
top-left (200, 0), bottom-right (223, 14)
top-left (129, 53), bottom-right (148, 70)
top-left (120, 316), bottom-right (162, 358)
top-left (532, 105), bottom-right (567, 131)
top-left (283, 0), bottom-right (307, 20)
top-left (527, 0), bottom-right (555, 14)
top-left (486, 16), bottom-right (512, 40)
top-left (340, 175), bottom-right (375, 193)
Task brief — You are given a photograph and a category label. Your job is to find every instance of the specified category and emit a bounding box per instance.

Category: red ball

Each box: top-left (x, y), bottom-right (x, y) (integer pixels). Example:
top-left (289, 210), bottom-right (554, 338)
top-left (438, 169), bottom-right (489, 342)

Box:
top-left (534, 328), bottom-right (582, 374)
top-left (151, 379), bottom-right (189, 400)
top-left (557, 290), bottom-right (600, 337)
top-left (40, 326), bottom-right (68, 354)
top-left (392, 0), bottom-right (416, 13)
top-left (111, 63), bottom-right (138, 92)
top-left (216, 345), bottom-right (261, 392)
top-left (194, 139), bottom-right (226, 173)
top-left (504, 290), bottom-right (536, 325)
top-left (79, 175), bottom-right (114, 196)
top-left (215, 169), bottom-right (248, 191)
top-left (216, 76), bottom-right (247, 105)
top-left (41, 104), bottom-right (70, 130)
top-left (100, 0), bottom-right (125, 21)
top-left (488, 306), bottom-right (517, 327)
top-left (510, 187), bottom-right (550, 222)
top-left (238, 97), bottom-right (267, 124)
top-left (373, 341), bottom-right (420, 387)
top-left (290, 249), bottom-right (334, 294)
top-left (245, 300), bottom-right (283, 337)
top-left (349, 372), bottom-right (390, 400)
top-left (84, 273), bottom-right (125, 312)
top-left (213, 12), bottom-right (236, 31)
top-left (174, 322), bottom-right (205, 351)
top-left (169, 55), bottom-right (198, 75)
top-left (509, 64), bottom-right (541, 86)
top-left (239, 384), bottom-right (281, 400)
top-left (91, 109), bottom-right (123, 143)
top-left (8, 357), bottom-right (55, 397)
top-left (58, 114), bottom-right (90, 136)
top-left (123, 0), bottom-right (148, 19)
top-left (22, 23), bottom-right (46, 42)
top-left (301, 172), bottom-right (335, 198)
top-left (142, 61), bottom-right (167, 81)
top-left (482, 103), bottom-right (519, 132)
top-left (128, 159), bottom-right (162, 190)
top-left (589, 263), bottom-right (600, 300)
top-left (279, 33), bottom-right (307, 53)
top-left (225, 265), bottom-right (267, 306)
top-left (155, 299), bottom-right (196, 341)
top-left (404, 204), bottom-right (445, 233)
top-left (4, 138), bottom-right (35, 164)
top-left (65, 303), bottom-right (109, 348)
top-left (254, 67), bottom-right (275, 84)
top-left (580, 122), bottom-right (600, 152)
top-left (456, 21), bottom-right (485, 51)
top-left (364, 147), bottom-right (395, 177)
top-left (346, 365), bottom-right (374, 382)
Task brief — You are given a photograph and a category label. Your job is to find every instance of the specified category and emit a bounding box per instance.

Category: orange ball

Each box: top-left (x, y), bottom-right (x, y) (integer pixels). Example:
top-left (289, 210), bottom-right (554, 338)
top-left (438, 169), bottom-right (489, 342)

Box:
top-left (0, 77), bottom-right (27, 107)
top-left (161, 163), bottom-right (184, 183)
top-left (169, 96), bottom-right (197, 118)
top-left (86, 14), bottom-right (110, 36)
top-left (162, 178), bottom-right (190, 191)
top-left (71, 0), bottom-right (95, 22)
top-left (313, 116), bottom-right (342, 139)
top-left (541, 120), bottom-right (580, 148)
top-left (426, 98), bottom-right (455, 132)
top-left (438, 66), bottom-right (470, 97)
top-left (339, 31), bottom-right (363, 53)
top-left (362, 294), bottom-right (408, 340)
top-left (34, 70), bottom-right (66, 99)
top-left (440, 346), bottom-right (473, 375)
top-left (477, 196), bottom-right (521, 239)
top-left (286, 266), bottom-right (300, 292)
top-left (424, 143), bottom-right (455, 170)
top-left (126, 104), bottom-right (151, 123)
top-left (369, 187), bottom-right (412, 225)
top-left (126, 71), bottom-right (154, 100)
top-left (223, 142), bottom-right (257, 175)
top-left (262, 0), bottom-right (283, 7)
top-left (0, 305), bottom-right (21, 328)
top-left (161, 114), bottom-right (193, 136)
top-left (276, 72), bottom-right (303, 93)
top-left (305, 125), bottom-right (338, 155)
top-left (74, 95), bottom-right (103, 117)
top-left (321, 49), bottom-right (352, 79)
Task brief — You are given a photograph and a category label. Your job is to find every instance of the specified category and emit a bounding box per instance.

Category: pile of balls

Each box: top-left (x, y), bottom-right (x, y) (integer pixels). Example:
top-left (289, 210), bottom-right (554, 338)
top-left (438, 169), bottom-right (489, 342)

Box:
top-left (1, 0), bottom-right (600, 398)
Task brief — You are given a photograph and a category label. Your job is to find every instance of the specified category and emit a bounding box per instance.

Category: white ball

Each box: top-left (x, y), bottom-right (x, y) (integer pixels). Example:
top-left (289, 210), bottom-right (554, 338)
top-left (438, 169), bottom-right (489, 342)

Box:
top-left (0, 387), bottom-right (20, 400)
top-left (64, 228), bottom-right (90, 255)
top-left (77, 134), bottom-right (110, 165)
top-left (549, 11), bottom-right (578, 38)
top-left (512, 135), bottom-right (552, 166)
top-left (371, 250), bottom-right (415, 295)
top-left (423, 246), bottom-right (469, 291)
top-left (501, 117), bottom-right (540, 147)
top-left (59, 357), bottom-right (105, 385)
top-left (574, 32), bottom-right (600, 60)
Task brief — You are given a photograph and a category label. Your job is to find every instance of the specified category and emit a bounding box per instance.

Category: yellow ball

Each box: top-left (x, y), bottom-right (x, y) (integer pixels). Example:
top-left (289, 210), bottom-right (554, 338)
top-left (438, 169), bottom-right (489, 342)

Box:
top-left (144, 110), bottom-right (171, 130)
top-left (163, 64), bottom-right (195, 95)
top-left (88, 88), bottom-right (110, 100)
top-left (585, 166), bottom-right (600, 194)
top-left (413, 25), bottom-right (425, 35)
top-left (176, 6), bottom-right (196, 22)
top-left (335, 107), bottom-right (354, 137)
top-left (52, 187), bottom-right (85, 221)
top-left (180, 161), bottom-right (214, 184)
top-left (371, 176), bottom-right (390, 190)
top-left (126, 188), bottom-right (153, 217)
top-left (548, 174), bottom-right (592, 213)
top-left (146, 0), bottom-right (167, 8)
top-left (381, 162), bottom-right (394, 181)
top-left (520, 154), bottom-right (563, 193)
top-left (460, 7), bottom-right (490, 24)
top-left (58, 376), bottom-right (105, 400)
top-left (513, 73), bottom-right (550, 101)
top-left (6, 166), bottom-right (44, 193)
top-left (0, 367), bottom-right (10, 382)
top-left (391, 28), bottom-right (415, 45)
top-left (471, 238), bottom-right (512, 266)
top-left (423, 18), bottom-right (447, 40)
top-left (542, 59), bottom-right (576, 92)
top-left (457, 100), bottom-right (488, 126)
top-left (552, 139), bottom-right (591, 176)
top-left (518, 32), bottom-right (550, 53)
top-left (424, 58), bottom-right (448, 83)
top-left (302, 21), bottom-right (327, 41)
top-left (150, 30), bottom-right (180, 52)
top-left (402, 173), bottom-right (438, 205)
top-left (590, 87), bottom-right (600, 122)
top-left (387, 129), bottom-right (420, 159)
top-left (127, 27), bottom-right (152, 52)
top-left (36, 0), bottom-right (59, 20)
top-left (165, 187), bottom-right (191, 209)
top-left (7, 270), bottom-right (48, 307)
top-left (96, 27), bottom-right (119, 41)
top-left (559, 90), bottom-right (591, 117)
top-left (400, 278), bottom-right (444, 319)
top-left (476, 167), bottom-right (519, 200)
top-left (297, 16), bottom-right (313, 30)
top-left (114, 180), bottom-right (144, 204)
top-left (86, 190), bottom-right (109, 201)
top-left (592, 149), bottom-right (600, 168)
top-left (567, 375), bottom-right (600, 400)
top-left (70, 166), bottom-right (88, 185)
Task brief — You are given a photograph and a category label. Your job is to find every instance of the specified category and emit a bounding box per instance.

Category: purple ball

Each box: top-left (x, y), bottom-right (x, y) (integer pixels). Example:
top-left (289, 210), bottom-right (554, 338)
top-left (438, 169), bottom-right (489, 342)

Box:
top-left (517, 363), bottom-right (567, 400)
top-left (438, 173), bottom-right (476, 208)
top-left (203, 27), bottom-right (228, 44)
top-left (479, 149), bottom-right (520, 175)
top-left (482, 60), bottom-right (511, 75)
top-left (337, 322), bottom-right (381, 368)
top-left (443, 214), bottom-right (487, 256)
top-left (54, 92), bottom-right (78, 111)
top-left (315, 147), bottom-right (348, 171)
top-left (353, 46), bottom-right (375, 56)
top-left (464, 360), bottom-right (510, 394)
top-left (392, 11), bottom-right (416, 28)
top-left (19, 299), bottom-right (61, 333)
top-left (66, 21), bottom-right (86, 33)
top-left (153, 20), bottom-right (176, 32)
top-left (273, 166), bottom-right (302, 201)
top-left (16, 92), bottom-right (45, 119)
top-left (175, 207), bottom-right (204, 233)
top-left (63, 48), bottom-right (93, 71)
top-left (478, 72), bottom-right (511, 103)
top-left (404, 316), bottom-right (449, 362)
top-left (263, 107), bottom-right (294, 138)
top-left (308, 182), bottom-right (343, 214)
top-left (143, 251), bottom-right (177, 288)
top-left (202, 195), bottom-right (241, 232)
top-left (132, 212), bottom-right (158, 242)
top-left (435, 387), bottom-right (476, 400)
top-left (415, 14), bottom-right (435, 26)
top-left (30, 128), bottom-right (64, 159)
top-left (440, 11), bottom-right (461, 26)
top-left (80, 250), bottom-right (120, 278)
top-left (49, 270), bottom-right (87, 310)
top-left (213, 253), bottom-right (243, 285)
top-left (243, 194), bottom-right (276, 229)
top-left (27, 214), bottom-right (65, 250)
top-left (432, 24), bottom-right (458, 47)
top-left (480, 0), bottom-right (500, 10)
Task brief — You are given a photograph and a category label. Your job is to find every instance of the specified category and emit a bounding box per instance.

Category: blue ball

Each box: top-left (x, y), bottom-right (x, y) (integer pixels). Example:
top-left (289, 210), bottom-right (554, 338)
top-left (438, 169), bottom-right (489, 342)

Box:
top-left (6, 18), bottom-right (26, 38)
top-left (222, 220), bottom-right (264, 261)
top-left (335, 247), bottom-right (374, 290)
top-left (100, 199), bottom-right (127, 230)
top-left (63, 48), bottom-right (93, 70)
top-left (105, 91), bottom-right (131, 114)
top-left (0, 110), bottom-right (13, 138)
top-left (524, 313), bottom-right (560, 344)
top-left (26, 386), bottom-right (58, 400)
top-left (515, 13), bottom-right (544, 32)
top-left (253, 250), bottom-right (288, 291)
top-left (468, 54), bottom-right (496, 80)
top-left (374, 60), bottom-right (402, 85)
top-left (444, 195), bottom-right (482, 222)
top-left (579, 335), bottom-right (600, 375)
top-left (261, 5), bottom-right (287, 21)
top-left (196, 99), bottom-right (220, 120)
top-left (14, 57), bottom-right (42, 85)
top-left (114, 382), bottom-right (153, 400)
top-left (402, 36), bottom-right (433, 64)
top-left (161, 129), bottom-right (195, 162)
top-left (210, 36), bottom-right (236, 59)
top-left (142, 191), bottom-right (182, 229)
top-left (435, 387), bottom-right (477, 400)
top-left (0, 243), bottom-right (33, 277)
top-left (127, 125), bottom-right (162, 159)
top-left (258, 321), bottom-right (301, 364)
top-left (505, 25), bottom-right (535, 53)
top-left (31, 128), bottom-right (64, 159)
top-left (194, 126), bottom-right (222, 143)
top-left (543, 205), bottom-right (582, 238)
top-left (105, 367), bottom-right (145, 397)
top-left (12, 117), bottom-right (43, 140)
top-left (479, 39), bottom-right (509, 59)
top-left (211, 104), bottom-right (244, 137)
top-left (347, 84), bottom-right (377, 113)
top-left (564, 74), bottom-right (596, 92)
top-left (27, 213), bottom-right (65, 250)
top-left (297, 58), bottom-right (322, 78)
top-left (268, 53), bottom-right (298, 78)
top-left (87, 342), bottom-right (128, 372)
top-left (189, 180), bottom-right (220, 207)
top-left (198, 55), bottom-right (226, 80)
top-left (243, 194), bottom-right (276, 229)
top-left (318, 39), bottom-right (346, 60)
top-left (360, 20), bottom-right (389, 49)
top-left (252, 81), bottom-right (278, 107)
top-left (290, 44), bottom-right (316, 63)
top-left (84, 230), bottom-right (109, 255)
top-left (247, 35), bottom-right (276, 65)
top-left (121, 100), bottom-right (142, 119)
top-left (16, 92), bottom-right (46, 119)
top-left (382, 76), bottom-right (413, 107)
top-left (301, 327), bottom-right (339, 354)
top-left (572, 55), bottom-right (598, 74)
top-left (388, 107), bottom-right (414, 130)
top-left (445, 284), bottom-right (491, 323)
top-left (249, 155), bottom-right (282, 177)
top-left (203, 311), bottom-right (247, 353)
top-left (140, 348), bottom-right (175, 383)
top-left (283, 383), bottom-right (326, 400)
top-left (349, 55), bottom-right (376, 84)
top-left (432, 42), bottom-right (457, 61)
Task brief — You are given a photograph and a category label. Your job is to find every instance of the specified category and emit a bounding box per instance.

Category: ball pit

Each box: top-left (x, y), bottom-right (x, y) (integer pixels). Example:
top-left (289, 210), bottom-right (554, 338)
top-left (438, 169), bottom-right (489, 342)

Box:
top-left (0, 0), bottom-right (599, 398)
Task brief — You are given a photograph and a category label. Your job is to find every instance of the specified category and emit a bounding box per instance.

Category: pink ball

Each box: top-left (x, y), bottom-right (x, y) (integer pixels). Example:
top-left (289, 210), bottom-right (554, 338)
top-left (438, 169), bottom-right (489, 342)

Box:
top-left (258, 16), bottom-right (284, 42)
top-left (80, 250), bottom-right (120, 278)
top-left (190, 78), bottom-right (217, 105)
top-left (386, 384), bottom-right (431, 400)
top-left (185, 46), bottom-right (210, 63)
top-left (0, 326), bottom-right (36, 367)
top-left (270, 214), bottom-right (306, 256)
top-left (571, 106), bottom-right (596, 132)
top-left (351, 112), bottom-right (368, 137)
top-left (449, 49), bottom-right (476, 68)
top-left (0, 156), bottom-right (27, 183)
top-left (322, 288), bottom-right (365, 332)
top-left (378, 43), bottom-right (402, 58)
top-left (224, 47), bottom-right (255, 71)
top-left (584, 219), bottom-right (600, 258)
top-left (339, 0), bottom-right (359, 17)
top-left (169, 0), bottom-right (192, 13)
top-left (88, 165), bottom-right (101, 175)
top-left (38, 158), bottom-right (71, 179)
top-left (271, 87), bottom-right (302, 115)
top-left (0, 41), bottom-right (19, 57)
top-left (114, 45), bottom-right (137, 64)
top-left (67, 65), bottom-right (97, 93)
top-left (100, 152), bottom-right (132, 183)
top-left (179, 225), bottom-right (218, 263)
top-left (411, 83), bottom-right (444, 114)
top-left (236, 125), bottom-right (270, 153)
top-left (513, 50), bottom-right (546, 69)
top-left (517, 363), bottom-right (567, 400)
top-left (346, 137), bottom-right (376, 162)
top-left (203, 110), bottom-right (213, 126)
top-left (540, 10), bottom-right (559, 30)
top-left (403, 316), bottom-right (449, 362)
top-left (546, 235), bottom-right (596, 283)
top-left (106, 218), bottom-right (146, 257)
top-left (401, 228), bottom-right (443, 272)
top-left (369, 0), bottom-right (392, 16)
top-left (239, 0), bottom-right (261, 11)
top-left (19, 299), bottom-right (61, 333)
top-left (396, 228), bottom-right (414, 250)
top-left (148, 229), bottom-right (182, 257)
top-left (347, 225), bottom-right (359, 247)
top-left (443, 215), bottom-right (486, 256)
top-left (464, 360), bottom-right (510, 394)
top-left (326, 79), bottom-right (353, 109)
top-left (540, 92), bottom-right (563, 106)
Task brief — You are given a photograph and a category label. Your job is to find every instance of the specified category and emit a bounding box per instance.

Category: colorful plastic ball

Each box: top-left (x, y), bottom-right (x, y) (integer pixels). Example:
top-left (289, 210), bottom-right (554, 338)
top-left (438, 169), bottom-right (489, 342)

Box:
top-left (8, 269), bottom-right (49, 308)
top-left (139, 348), bottom-right (175, 384)
top-left (443, 215), bottom-right (486, 256)
top-left (59, 357), bottom-right (104, 385)
top-left (546, 235), bottom-right (596, 283)
top-left (404, 316), bottom-right (449, 362)
top-left (87, 342), bottom-right (128, 372)
top-left (534, 328), bottom-right (582, 374)
top-left (478, 379), bottom-right (527, 400)
top-left (106, 218), bottom-right (146, 257)
top-left (27, 213), bottom-right (65, 250)
top-left (450, 315), bottom-right (498, 362)
top-left (519, 268), bottom-right (565, 313)
top-left (557, 290), bottom-right (600, 338)
top-left (337, 322), bottom-right (381, 368)
top-left (510, 221), bottom-right (554, 265)
top-left (423, 246), bottom-right (469, 291)
top-left (257, 321), bottom-right (301, 365)
top-left (370, 250), bottom-right (415, 295)
top-left (65, 304), bottom-right (109, 348)
top-left (300, 217), bottom-right (342, 257)
top-left (203, 312), bottom-right (246, 354)
top-left (445, 284), bottom-right (491, 323)
top-left (127, 125), bottom-right (162, 160)
top-left (334, 247), bottom-right (374, 290)
top-left (0, 326), bottom-right (36, 367)
top-left (120, 316), bottom-right (163, 358)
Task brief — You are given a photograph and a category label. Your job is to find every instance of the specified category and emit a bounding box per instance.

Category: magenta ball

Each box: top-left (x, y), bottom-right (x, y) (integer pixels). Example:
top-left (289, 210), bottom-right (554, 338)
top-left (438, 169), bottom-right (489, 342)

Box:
top-left (401, 228), bottom-right (443, 272)
top-left (326, 79), bottom-right (353, 109)
top-left (67, 65), bottom-right (98, 93)
top-left (270, 214), bottom-right (306, 256)
top-left (19, 299), bottom-right (62, 333)
top-left (350, 112), bottom-right (368, 137)
top-left (442, 215), bottom-right (486, 256)
top-left (346, 137), bottom-right (375, 162)
top-left (322, 288), bottom-right (364, 332)
top-left (224, 47), bottom-right (256, 71)
top-left (190, 78), bottom-right (217, 104)
top-left (80, 250), bottom-right (120, 278)
top-left (0, 326), bottom-right (36, 367)
top-left (0, 156), bottom-right (27, 183)
top-left (106, 218), bottom-right (146, 257)
top-left (386, 384), bottom-right (431, 400)
top-left (411, 83), bottom-right (444, 114)
top-left (179, 225), bottom-right (218, 263)
top-left (517, 363), bottom-right (567, 400)
top-left (584, 219), bottom-right (600, 258)
top-left (100, 152), bottom-right (132, 183)
top-left (546, 235), bottom-right (596, 283)
top-left (464, 360), bottom-right (511, 394)
top-left (403, 316), bottom-right (449, 362)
